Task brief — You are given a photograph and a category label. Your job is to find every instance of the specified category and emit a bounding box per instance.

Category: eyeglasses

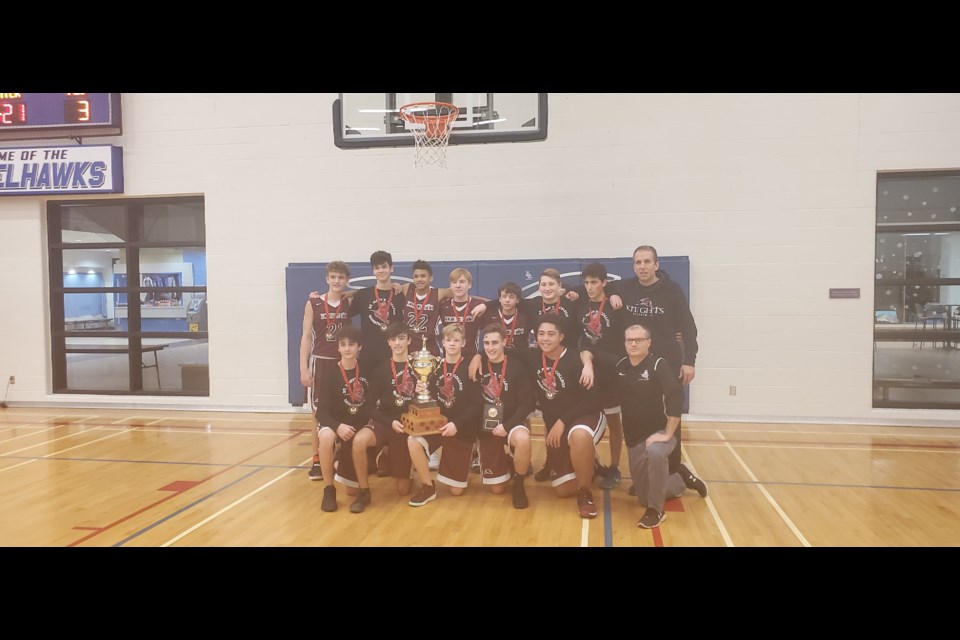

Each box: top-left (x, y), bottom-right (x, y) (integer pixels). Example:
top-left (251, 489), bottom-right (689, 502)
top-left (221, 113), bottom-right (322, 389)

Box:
top-left (625, 337), bottom-right (650, 344)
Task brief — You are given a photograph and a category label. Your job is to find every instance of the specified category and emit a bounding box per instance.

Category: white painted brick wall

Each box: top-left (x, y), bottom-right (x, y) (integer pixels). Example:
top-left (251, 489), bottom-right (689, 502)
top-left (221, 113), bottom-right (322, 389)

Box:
top-left (2, 92), bottom-right (959, 423)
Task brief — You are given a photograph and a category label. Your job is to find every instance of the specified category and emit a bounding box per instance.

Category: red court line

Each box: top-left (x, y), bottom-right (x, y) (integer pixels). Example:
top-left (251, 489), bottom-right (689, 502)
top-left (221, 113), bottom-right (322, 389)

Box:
top-left (652, 527), bottom-right (664, 547)
top-left (65, 429), bottom-right (304, 547)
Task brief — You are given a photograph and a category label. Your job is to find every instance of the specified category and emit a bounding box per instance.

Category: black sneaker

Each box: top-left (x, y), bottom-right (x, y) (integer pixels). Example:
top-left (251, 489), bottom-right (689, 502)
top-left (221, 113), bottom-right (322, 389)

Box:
top-left (599, 465), bottom-right (621, 490)
top-left (593, 459), bottom-right (609, 480)
top-left (534, 465), bottom-right (550, 482)
top-left (637, 507), bottom-right (665, 529)
top-left (308, 461), bottom-right (323, 481)
top-left (678, 463), bottom-right (708, 498)
top-left (408, 482), bottom-right (437, 507)
top-left (350, 488), bottom-right (372, 513)
top-left (512, 478), bottom-right (529, 509)
top-left (321, 485), bottom-right (337, 512)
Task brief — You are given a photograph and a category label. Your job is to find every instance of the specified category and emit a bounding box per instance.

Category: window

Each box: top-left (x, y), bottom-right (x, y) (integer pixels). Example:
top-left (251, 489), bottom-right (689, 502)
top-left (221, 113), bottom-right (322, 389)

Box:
top-left (874, 172), bottom-right (960, 409)
top-left (48, 196), bottom-right (208, 396)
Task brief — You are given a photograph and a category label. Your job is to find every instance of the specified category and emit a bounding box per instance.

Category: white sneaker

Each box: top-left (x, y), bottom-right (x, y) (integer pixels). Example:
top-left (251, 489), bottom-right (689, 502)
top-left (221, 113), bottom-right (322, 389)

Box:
top-left (428, 450), bottom-right (440, 471)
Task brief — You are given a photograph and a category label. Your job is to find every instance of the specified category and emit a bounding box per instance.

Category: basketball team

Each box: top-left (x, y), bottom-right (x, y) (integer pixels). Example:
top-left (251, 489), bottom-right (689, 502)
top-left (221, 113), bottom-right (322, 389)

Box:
top-left (298, 246), bottom-right (707, 529)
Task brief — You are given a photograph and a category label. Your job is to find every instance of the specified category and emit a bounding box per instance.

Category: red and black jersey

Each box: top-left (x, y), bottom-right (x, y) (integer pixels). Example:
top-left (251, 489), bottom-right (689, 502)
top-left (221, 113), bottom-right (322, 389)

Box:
top-left (310, 295), bottom-right (351, 358)
top-left (403, 287), bottom-right (442, 355)
top-left (435, 297), bottom-right (484, 359)
top-left (314, 359), bottom-right (371, 428)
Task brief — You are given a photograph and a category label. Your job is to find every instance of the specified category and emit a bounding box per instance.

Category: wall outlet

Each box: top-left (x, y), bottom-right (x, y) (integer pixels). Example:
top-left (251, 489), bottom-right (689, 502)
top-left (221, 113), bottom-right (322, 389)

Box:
top-left (729, 385), bottom-right (736, 396)
top-left (8, 376), bottom-right (13, 385)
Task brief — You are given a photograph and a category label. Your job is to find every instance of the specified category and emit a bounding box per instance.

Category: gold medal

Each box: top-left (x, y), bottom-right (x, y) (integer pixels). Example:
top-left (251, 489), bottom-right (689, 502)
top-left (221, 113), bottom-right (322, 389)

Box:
top-left (488, 407), bottom-right (498, 418)
top-left (348, 405), bottom-right (358, 414)
top-left (545, 390), bottom-right (556, 400)
top-left (380, 324), bottom-right (388, 332)
top-left (395, 396), bottom-right (405, 406)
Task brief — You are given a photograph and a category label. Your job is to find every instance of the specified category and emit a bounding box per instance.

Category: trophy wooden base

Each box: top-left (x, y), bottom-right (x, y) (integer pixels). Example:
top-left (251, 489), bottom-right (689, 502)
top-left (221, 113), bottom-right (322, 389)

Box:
top-left (401, 403), bottom-right (447, 436)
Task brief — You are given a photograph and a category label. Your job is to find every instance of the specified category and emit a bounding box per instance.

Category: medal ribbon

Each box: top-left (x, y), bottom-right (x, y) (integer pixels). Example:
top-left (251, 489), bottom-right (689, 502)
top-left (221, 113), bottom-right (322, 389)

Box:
top-left (487, 356), bottom-right (507, 401)
top-left (588, 297), bottom-right (606, 334)
top-left (541, 351), bottom-right (559, 393)
top-left (442, 356), bottom-right (463, 397)
top-left (339, 362), bottom-right (362, 402)
top-left (391, 359), bottom-right (411, 398)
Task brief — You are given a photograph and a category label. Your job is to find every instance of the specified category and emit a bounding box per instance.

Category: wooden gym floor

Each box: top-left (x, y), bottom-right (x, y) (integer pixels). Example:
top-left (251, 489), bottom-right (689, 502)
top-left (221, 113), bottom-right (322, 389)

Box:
top-left (1, 406), bottom-right (957, 547)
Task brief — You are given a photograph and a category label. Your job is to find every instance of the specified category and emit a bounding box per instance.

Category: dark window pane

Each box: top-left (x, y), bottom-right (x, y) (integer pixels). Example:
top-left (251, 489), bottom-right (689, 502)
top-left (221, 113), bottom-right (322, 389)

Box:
top-left (141, 200), bottom-right (205, 242)
top-left (877, 174), bottom-right (960, 225)
top-left (60, 204), bottom-right (127, 243)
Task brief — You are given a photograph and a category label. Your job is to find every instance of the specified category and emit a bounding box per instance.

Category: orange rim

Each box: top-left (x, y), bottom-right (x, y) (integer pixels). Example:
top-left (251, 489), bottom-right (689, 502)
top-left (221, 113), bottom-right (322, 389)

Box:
top-left (399, 102), bottom-right (459, 138)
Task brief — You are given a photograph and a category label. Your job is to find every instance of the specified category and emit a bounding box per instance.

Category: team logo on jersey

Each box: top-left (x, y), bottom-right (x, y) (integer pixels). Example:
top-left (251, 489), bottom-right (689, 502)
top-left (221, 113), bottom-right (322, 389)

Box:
top-left (481, 373), bottom-right (507, 403)
top-left (438, 377), bottom-right (457, 408)
top-left (626, 298), bottom-right (665, 316)
top-left (342, 382), bottom-right (365, 414)
top-left (537, 371), bottom-right (565, 399)
top-left (639, 369), bottom-right (650, 381)
top-left (393, 370), bottom-right (416, 406)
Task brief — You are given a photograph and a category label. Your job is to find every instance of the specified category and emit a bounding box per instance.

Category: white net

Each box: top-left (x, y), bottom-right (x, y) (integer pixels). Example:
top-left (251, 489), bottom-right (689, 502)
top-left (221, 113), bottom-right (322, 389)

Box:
top-left (399, 102), bottom-right (459, 168)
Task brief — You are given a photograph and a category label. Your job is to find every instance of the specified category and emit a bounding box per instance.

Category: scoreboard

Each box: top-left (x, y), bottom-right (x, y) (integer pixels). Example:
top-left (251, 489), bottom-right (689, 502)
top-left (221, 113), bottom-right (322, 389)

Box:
top-left (0, 93), bottom-right (122, 141)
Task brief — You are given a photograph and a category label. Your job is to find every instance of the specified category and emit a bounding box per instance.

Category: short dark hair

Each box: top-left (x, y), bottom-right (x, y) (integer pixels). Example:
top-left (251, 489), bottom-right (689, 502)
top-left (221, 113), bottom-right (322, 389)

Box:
top-left (411, 259), bottom-right (432, 275)
top-left (335, 324), bottom-right (362, 346)
top-left (327, 261), bottom-right (350, 278)
top-left (582, 262), bottom-right (607, 281)
top-left (385, 321), bottom-right (409, 341)
top-left (482, 322), bottom-right (507, 340)
top-left (536, 313), bottom-right (566, 335)
top-left (633, 245), bottom-right (659, 262)
top-left (370, 250), bottom-right (393, 268)
top-left (498, 281), bottom-right (521, 298)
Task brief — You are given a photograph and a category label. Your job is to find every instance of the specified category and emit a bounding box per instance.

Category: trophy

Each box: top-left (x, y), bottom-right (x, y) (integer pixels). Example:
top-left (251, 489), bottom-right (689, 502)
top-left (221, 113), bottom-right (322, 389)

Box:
top-left (400, 335), bottom-right (447, 436)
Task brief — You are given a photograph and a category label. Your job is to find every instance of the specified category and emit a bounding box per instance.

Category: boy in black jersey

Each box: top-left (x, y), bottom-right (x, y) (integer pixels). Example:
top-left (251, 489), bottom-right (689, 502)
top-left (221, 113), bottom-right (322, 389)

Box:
top-left (517, 314), bottom-right (606, 519)
top-left (314, 325), bottom-right (370, 513)
top-left (407, 323), bottom-right (481, 506)
top-left (474, 323), bottom-right (537, 509)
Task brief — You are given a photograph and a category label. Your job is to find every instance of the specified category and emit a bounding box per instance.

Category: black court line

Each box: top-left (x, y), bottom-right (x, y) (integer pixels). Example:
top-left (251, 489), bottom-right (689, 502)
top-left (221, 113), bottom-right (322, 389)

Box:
top-left (112, 467), bottom-right (264, 547)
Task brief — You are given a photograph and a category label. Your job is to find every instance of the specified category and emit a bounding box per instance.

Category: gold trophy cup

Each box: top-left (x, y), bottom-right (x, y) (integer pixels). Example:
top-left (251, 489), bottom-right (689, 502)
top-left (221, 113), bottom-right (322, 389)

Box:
top-left (401, 335), bottom-right (447, 436)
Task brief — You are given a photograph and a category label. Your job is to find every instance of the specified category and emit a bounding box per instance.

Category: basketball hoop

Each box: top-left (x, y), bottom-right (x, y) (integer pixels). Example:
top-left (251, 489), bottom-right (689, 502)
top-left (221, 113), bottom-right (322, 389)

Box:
top-left (399, 101), bottom-right (459, 168)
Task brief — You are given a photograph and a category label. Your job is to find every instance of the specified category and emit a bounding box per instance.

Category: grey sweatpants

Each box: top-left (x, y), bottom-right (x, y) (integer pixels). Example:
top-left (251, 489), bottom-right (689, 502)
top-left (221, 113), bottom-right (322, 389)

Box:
top-left (627, 433), bottom-right (686, 513)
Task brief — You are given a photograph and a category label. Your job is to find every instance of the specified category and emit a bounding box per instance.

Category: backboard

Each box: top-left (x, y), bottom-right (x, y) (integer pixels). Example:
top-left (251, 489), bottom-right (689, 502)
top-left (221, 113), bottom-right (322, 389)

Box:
top-left (333, 93), bottom-right (547, 149)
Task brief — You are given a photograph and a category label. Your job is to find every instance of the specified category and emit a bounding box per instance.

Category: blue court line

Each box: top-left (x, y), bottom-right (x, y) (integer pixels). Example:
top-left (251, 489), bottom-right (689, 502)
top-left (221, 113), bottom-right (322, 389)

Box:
top-left (0, 454), bottom-right (308, 471)
top-left (603, 488), bottom-right (613, 547)
top-left (112, 467), bottom-right (264, 547)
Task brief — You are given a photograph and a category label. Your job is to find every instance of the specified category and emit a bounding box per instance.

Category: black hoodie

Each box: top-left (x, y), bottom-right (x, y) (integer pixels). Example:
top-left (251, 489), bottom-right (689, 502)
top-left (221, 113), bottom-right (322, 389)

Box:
top-left (612, 269), bottom-right (698, 370)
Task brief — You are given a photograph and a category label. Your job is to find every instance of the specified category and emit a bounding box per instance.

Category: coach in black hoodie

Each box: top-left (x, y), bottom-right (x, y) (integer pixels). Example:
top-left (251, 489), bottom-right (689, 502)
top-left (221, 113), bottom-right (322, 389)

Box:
top-left (613, 244), bottom-right (698, 480)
